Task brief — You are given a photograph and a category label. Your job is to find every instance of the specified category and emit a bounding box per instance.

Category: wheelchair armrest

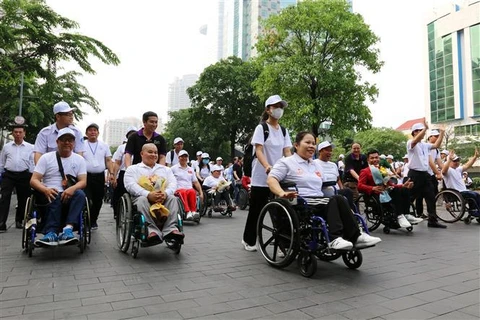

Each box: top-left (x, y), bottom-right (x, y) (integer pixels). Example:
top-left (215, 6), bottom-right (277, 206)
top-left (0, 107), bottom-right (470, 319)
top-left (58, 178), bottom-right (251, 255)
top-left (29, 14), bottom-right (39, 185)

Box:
top-left (322, 181), bottom-right (337, 188)
top-left (280, 181), bottom-right (297, 189)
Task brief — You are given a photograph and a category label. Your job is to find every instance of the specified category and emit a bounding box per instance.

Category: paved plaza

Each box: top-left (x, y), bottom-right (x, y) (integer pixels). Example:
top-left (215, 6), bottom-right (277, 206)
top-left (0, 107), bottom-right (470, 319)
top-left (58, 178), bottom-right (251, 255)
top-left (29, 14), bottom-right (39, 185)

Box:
top-left (0, 197), bottom-right (479, 320)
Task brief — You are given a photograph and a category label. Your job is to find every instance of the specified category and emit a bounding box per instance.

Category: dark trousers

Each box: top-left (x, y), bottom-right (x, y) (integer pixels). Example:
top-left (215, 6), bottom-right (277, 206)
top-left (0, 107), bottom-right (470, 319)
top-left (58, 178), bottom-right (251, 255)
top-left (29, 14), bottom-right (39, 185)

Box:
top-left (415, 174), bottom-right (438, 215)
top-left (43, 190), bottom-right (86, 234)
top-left (214, 190), bottom-right (233, 206)
top-left (85, 172), bottom-right (105, 225)
top-left (243, 186), bottom-right (270, 246)
top-left (408, 169), bottom-right (437, 220)
top-left (112, 171), bottom-right (126, 218)
top-left (0, 170), bottom-right (32, 226)
top-left (390, 187), bottom-right (411, 216)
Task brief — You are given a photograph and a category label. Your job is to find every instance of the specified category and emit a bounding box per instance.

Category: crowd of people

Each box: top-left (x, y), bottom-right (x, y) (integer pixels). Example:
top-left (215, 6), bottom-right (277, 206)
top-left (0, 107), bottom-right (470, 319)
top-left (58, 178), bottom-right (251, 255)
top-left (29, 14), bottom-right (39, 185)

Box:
top-left (0, 96), bottom-right (478, 253)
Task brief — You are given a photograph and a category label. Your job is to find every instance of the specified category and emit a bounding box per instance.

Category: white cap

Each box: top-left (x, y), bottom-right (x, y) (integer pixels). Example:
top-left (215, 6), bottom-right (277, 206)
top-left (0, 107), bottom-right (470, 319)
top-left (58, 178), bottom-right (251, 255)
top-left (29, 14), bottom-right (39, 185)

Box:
top-left (53, 101), bottom-right (75, 114)
top-left (211, 165), bottom-right (223, 172)
top-left (318, 141), bottom-right (334, 151)
top-left (339, 154), bottom-right (344, 158)
top-left (428, 129), bottom-right (440, 137)
top-left (216, 157), bottom-right (223, 161)
top-left (178, 150), bottom-right (189, 157)
top-left (196, 151), bottom-right (203, 156)
top-left (57, 127), bottom-right (76, 139)
top-left (379, 154), bottom-right (386, 159)
top-left (411, 123), bottom-right (425, 132)
top-left (403, 154), bottom-right (409, 159)
top-left (126, 126), bottom-right (138, 137)
top-left (386, 155), bottom-right (394, 160)
top-left (265, 95), bottom-right (288, 108)
top-left (201, 152), bottom-right (210, 158)
top-left (452, 155), bottom-right (460, 161)
top-left (441, 149), bottom-right (449, 156)
top-left (173, 137), bottom-right (184, 144)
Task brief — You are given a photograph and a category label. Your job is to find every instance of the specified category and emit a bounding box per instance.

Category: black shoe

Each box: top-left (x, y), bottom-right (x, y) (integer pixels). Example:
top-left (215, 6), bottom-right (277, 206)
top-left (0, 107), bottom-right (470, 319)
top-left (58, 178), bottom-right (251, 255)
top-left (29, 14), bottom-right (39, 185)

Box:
top-left (428, 221), bottom-right (447, 228)
top-left (15, 221), bottom-right (23, 229)
top-left (0, 224), bottom-right (6, 232)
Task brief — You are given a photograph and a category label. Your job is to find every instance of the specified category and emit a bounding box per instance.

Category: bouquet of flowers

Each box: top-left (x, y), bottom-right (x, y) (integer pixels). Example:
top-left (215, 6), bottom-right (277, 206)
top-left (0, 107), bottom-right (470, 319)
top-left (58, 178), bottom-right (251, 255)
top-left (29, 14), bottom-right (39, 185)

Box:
top-left (137, 175), bottom-right (169, 220)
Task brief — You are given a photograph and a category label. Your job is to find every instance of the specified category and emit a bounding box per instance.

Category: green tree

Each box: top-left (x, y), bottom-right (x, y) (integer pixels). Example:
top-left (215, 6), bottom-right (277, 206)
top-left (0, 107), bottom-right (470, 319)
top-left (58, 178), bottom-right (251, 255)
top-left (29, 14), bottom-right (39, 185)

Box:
top-left (0, 0), bottom-right (119, 140)
top-left (254, 0), bottom-right (382, 138)
top-left (187, 56), bottom-right (263, 158)
top-left (354, 127), bottom-right (408, 159)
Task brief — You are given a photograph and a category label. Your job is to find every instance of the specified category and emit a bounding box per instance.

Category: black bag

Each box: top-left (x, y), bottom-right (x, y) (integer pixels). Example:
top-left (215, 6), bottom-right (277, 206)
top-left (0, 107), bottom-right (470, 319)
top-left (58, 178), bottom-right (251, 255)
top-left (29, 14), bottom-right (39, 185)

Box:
top-left (243, 122), bottom-right (286, 177)
top-left (56, 152), bottom-right (78, 188)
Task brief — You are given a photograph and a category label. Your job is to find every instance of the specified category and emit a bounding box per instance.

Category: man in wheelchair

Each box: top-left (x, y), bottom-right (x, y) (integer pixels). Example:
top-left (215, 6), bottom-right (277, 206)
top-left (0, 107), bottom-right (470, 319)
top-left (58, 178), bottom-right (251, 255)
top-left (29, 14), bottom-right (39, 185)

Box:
top-left (203, 165), bottom-right (236, 212)
top-left (30, 128), bottom-right (87, 246)
top-left (358, 150), bottom-right (423, 228)
top-left (267, 132), bottom-right (381, 251)
top-left (124, 143), bottom-right (184, 244)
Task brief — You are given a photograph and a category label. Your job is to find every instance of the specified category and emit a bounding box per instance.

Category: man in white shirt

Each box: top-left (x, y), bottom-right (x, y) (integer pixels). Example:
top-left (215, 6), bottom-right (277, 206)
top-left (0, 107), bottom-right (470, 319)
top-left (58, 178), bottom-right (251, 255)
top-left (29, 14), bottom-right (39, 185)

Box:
top-left (124, 143), bottom-right (184, 244)
top-left (191, 151), bottom-right (203, 172)
top-left (165, 137), bottom-right (184, 167)
top-left (203, 165), bottom-right (236, 211)
top-left (0, 125), bottom-right (34, 231)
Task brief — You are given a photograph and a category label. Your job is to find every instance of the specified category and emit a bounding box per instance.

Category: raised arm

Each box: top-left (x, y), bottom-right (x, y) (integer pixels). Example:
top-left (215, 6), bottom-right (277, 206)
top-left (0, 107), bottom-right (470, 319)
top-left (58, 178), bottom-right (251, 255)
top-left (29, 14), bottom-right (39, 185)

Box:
top-left (462, 148), bottom-right (479, 171)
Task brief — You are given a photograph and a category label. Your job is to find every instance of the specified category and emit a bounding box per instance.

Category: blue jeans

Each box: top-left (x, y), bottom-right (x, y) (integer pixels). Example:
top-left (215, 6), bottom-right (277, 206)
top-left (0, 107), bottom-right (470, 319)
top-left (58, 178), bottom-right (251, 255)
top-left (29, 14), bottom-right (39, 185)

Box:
top-left (43, 190), bottom-right (86, 234)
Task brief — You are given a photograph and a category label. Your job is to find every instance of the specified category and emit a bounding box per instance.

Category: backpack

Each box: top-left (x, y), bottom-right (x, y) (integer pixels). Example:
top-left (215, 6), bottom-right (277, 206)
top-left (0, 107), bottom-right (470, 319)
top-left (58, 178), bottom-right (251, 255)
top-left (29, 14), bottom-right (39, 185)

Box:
top-left (169, 149), bottom-right (175, 164)
top-left (243, 122), bottom-right (286, 177)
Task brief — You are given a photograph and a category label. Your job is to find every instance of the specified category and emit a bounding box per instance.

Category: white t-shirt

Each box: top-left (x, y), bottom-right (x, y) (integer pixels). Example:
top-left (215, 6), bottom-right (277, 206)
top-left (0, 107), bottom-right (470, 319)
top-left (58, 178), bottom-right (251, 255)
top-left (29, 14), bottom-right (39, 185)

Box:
top-left (314, 159), bottom-right (339, 196)
top-left (34, 151), bottom-right (87, 192)
top-left (83, 140), bottom-right (112, 173)
top-left (407, 140), bottom-right (432, 172)
top-left (443, 166), bottom-right (466, 192)
top-left (165, 150), bottom-right (180, 166)
top-left (191, 160), bottom-right (199, 172)
top-left (197, 165), bottom-right (211, 180)
top-left (269, 153), bottom-right (324, 197)
top-left (171, 164), bottom-right (197, 189)
top-left (251, 123), bottom-right (292, 187)
top-left (337, 160), bottom-right (345, 171)
top-left (401, 162), bottom-right (410, 178)
top-left (112, 144), bottom-right (128, 175)
top-left (203, 175), bottom-right (227, 189)
top-left (427, 148), bottom-right (440, 175)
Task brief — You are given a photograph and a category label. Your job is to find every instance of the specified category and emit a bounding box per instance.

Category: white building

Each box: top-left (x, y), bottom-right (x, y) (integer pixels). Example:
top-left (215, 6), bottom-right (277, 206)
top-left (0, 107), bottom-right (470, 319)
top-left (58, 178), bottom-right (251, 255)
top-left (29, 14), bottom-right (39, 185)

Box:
top-left (103, 117), bottom-right (142, 147)
top-left (167, 74), bottom-right (199, 114)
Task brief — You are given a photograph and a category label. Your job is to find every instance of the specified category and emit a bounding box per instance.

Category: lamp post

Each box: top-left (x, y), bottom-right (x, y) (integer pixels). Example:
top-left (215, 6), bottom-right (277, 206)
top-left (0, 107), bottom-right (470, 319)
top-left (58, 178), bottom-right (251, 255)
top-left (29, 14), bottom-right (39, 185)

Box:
top-left (318, 120), bottom-right (333, 142)
top-left (18, 72), bottom-right (24, 116)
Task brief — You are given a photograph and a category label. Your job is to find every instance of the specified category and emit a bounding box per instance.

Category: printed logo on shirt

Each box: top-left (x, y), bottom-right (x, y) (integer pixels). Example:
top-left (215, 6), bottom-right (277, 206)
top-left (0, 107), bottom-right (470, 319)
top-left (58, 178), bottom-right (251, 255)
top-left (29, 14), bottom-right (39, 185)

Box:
top-left (315, 171), bottom-right (322, 178)
top-left (296, 168), bottom-right (304, 175)
top-left (188, 169), bottom-right (193, 174)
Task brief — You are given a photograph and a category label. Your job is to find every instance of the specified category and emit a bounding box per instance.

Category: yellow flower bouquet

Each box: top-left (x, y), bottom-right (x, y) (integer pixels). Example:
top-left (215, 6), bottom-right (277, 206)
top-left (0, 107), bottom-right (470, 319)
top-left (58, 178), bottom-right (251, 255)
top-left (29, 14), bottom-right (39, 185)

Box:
top-left (137, 175), bottom-right (170, 220)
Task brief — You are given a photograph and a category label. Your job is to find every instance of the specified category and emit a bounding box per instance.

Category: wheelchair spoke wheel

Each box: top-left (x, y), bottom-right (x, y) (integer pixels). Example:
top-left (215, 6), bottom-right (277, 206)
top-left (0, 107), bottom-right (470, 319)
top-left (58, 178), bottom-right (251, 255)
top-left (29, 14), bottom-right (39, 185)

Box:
top-left (434, 189), bottom-right (465, 223)
top-left (342, 250), bottom-right (363, 269)
top-left (84, 197), bottom-right (91, 245)
top-left (238, 189), bottom-right (249, 210)
top-left (117, 194), bottom-right (132, 252)
top-left (22, 196), bottom-right (33, 249)
top-left (297, 251), bottom-right (317, 277)
top-left (316, 249), bottom-right (341, 262)
top-left (356, 195), bottom-right (381, 231)
top-left (257, 199), bottom-right (300, 268)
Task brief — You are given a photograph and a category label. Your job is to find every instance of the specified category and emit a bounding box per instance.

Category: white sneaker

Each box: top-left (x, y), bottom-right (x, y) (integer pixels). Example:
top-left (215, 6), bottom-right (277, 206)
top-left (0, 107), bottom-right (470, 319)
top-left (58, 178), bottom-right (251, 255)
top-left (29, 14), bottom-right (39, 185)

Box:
top-left (276, 248), bottom-right (285, 258)
top-left (328, 237), bottom-right (353, 250)
top-left (397, 214), bottom-right (412, 228)
top-left (405, 214), bottom-right (423, 224)
top-left (355, 233), bottom-right (381, 249)
top-left (192, 211), bottom-right (200, 220)
top-left (242, 240), bottom-right (257, 252)
top-left (186, 212), bottom-right (194, 220)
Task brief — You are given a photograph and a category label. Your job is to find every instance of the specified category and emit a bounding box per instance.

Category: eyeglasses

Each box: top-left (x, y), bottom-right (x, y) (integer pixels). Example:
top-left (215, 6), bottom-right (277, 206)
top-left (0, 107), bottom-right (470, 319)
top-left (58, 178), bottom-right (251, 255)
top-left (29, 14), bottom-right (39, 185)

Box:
top-left (58, 112), bottom-right (74, 117)
top-left (58, 137), bottom-right (75, 143)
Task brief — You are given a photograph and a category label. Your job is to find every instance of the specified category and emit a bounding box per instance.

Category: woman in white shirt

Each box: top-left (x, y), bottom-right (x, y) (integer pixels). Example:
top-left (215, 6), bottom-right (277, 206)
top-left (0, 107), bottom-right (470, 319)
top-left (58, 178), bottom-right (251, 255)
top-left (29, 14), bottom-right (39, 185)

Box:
top-left (203, 165), bottom-right (235, 211)
top-left (242, 95), bottom-right (292, 252)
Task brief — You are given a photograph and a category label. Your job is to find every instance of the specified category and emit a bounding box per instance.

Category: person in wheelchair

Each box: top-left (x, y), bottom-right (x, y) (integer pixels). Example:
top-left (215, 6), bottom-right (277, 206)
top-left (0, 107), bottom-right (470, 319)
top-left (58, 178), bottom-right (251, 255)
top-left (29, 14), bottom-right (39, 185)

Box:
top-left (171, 150), bottom-right (203, 220)
top-left (442, 149), bottom-right (480, 208)
top-left (30, 128), bottom-right (87, 246)
top-left (267, 131), bottom-right (381, 250)
top-left (358, 150), bottom-right (423, 228)
top-left (203, 165), bottom-right (236, 212)
top-left (124, 143), bottom-right (184, 244)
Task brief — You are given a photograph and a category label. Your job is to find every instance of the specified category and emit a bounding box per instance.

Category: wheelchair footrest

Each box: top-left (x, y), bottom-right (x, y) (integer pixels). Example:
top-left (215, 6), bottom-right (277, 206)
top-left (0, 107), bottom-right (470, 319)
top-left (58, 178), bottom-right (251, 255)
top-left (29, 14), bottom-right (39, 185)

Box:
top-left (140, 239), bottom-right (163, 248)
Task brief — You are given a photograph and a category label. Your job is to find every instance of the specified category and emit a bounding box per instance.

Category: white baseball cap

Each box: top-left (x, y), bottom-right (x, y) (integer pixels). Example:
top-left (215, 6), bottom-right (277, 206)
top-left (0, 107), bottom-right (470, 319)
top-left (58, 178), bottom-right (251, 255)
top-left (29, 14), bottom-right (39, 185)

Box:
top-left (403, 154), bottom-right (409, 159)
top-left (265, 95), bottom-right (288, 108)
top-left (386, 155), bottom-right (394, 160)
top-left (216, 157), bottom-right (223, 161)
top-left (211, 165), bottom-right (223, 172)
top-left (441, 149), bottom-right (449, 156)
top-left (201, 152), bottom-right (210, 158)
top-left (411, 123), bottom-right (425, 132)
top-left (339, 154), bottom-right (344, 159)
top-left (318, 141), bottom-right (334, 151)
top-left (173, 137), bottom-right (184, 144)
top-left (178, 150), bottom-right (189, 157)
top-left (57, 127), bottom-right (76, 140)
top-left (379, 154), bottom-right (386, 159)
top-left (196, 151), bottom-right (203, 156)
top-left (126, 126), bottom-right (138, 137)
top-left (53, 101), bottom-right (75, 114)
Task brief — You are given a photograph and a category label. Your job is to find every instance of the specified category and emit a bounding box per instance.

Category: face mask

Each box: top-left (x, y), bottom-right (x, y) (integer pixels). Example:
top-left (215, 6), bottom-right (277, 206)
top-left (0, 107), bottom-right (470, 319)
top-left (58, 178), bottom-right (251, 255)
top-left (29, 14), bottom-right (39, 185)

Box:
top-left (271, 108), bottom-right (284, 120)
top-left (202, 159), bottom-right (209, 165)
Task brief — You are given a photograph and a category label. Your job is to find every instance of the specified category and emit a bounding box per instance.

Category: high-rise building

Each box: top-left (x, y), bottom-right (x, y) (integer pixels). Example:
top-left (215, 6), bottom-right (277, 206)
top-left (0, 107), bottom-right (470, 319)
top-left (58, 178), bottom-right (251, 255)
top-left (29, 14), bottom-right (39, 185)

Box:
top-left (426, 0), bottom-right (480, 139)
top-left (103, 117), bottom-right (143, 147)
top-left (167, 74), bottom-right (199, 114)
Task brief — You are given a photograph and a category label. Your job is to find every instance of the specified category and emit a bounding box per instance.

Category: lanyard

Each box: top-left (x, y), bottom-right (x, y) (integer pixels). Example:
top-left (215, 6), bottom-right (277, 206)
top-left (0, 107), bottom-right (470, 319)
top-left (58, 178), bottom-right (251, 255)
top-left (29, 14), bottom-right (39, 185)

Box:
top-left (88, 142), bottom-right (98, 156)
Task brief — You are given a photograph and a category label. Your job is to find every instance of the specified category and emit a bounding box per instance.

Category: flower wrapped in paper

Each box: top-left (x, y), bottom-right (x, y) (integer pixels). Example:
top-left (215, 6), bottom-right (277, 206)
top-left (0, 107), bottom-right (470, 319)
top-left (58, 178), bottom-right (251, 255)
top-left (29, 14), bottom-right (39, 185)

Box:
top-left (208, 180), bottom-right (232, 194)
top-left (137, 175), bottom-right (170, 220)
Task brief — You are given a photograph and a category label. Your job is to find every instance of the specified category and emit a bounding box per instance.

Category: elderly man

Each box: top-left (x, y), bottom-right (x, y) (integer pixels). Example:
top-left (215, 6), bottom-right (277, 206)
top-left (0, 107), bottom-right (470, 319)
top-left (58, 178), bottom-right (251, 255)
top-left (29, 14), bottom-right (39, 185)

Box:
top-left (33, 101), bottom-right (85, 164)
top-left (124, 143), bottom-right (184, 244)
top-left (30, 128), bottom-right (87, 246)
top-left (343, 142), bottom-right (368, 201)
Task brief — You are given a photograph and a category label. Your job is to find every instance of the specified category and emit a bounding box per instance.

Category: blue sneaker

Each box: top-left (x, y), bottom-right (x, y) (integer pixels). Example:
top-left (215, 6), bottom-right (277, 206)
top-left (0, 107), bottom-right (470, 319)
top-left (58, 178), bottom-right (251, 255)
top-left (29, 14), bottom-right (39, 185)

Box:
top-left (58, 228), bottom-right (78, 245)
top-left (35, 232), bottom-right (58, 247)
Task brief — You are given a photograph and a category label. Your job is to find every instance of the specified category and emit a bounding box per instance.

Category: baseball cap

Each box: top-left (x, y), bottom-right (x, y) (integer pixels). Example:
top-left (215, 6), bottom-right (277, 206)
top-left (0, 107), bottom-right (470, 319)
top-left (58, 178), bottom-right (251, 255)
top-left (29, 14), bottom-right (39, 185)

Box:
top-left (53, 101), bottom-right (75, 114)
top-left (411, 123), bottom-right (425, 132)
top-left (201, 152), bottom-right (210, 159)
top-left (173, 137), bottom-right (184, 144)
top-left (265, 95), bottom-right (288, 108)
top-left (196, 151), bottom-right (203, 156)
top-left (452, 155), bottom-right (460, 161)
top-left (379, 154), bottom-right (386, 159)
top-left (339, 154), bottom-right (344, 159)
top-left (441, 149), bottom-right (449, 156)
top-left (386, 155), bottom-right (394, 160)
top-left (178, 150), bottom-right (189, 157)
top-left (125, 126), bottom-right (138, 137)
top-left (318, 141), bottom-right (334, 151)
top-left (403, 154), bottom-right (409, 159)
top-left (211, 165), bottom-right (223, 172)
top-left (57, 127), bottom-right (76, 140)
top-left (86, 123), bottom-right (99, 131)
top-left (216, 157), bottom-right (223, 161)
top-left (428, 129), bottom-right (440, 137)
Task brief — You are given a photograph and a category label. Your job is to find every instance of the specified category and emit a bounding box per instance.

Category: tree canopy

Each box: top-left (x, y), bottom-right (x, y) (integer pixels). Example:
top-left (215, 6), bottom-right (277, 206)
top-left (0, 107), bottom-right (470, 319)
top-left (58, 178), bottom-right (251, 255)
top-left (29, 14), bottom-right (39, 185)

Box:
top-left (354, 127), bottom-right (408, 159)
top-left (254, 0), bottom-right (382, 138)
top-left (0, 0), bottom-right (119, 141)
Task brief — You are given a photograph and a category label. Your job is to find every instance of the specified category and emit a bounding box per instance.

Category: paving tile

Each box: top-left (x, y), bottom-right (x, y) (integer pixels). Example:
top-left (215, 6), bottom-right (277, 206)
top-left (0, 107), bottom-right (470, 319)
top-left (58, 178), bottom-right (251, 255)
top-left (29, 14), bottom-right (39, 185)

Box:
top-left (86, 306), bottom-right (147, 319)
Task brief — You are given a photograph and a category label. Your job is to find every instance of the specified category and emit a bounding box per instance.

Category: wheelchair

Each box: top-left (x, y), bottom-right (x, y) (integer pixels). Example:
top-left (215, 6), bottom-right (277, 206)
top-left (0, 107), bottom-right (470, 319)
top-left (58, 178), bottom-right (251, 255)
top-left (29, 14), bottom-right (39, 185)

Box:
top-left (200, 186), bottom-right (235, 218)
top-left (434, 188), bottom-right (480, 224)
top-left (22, 192), bottom-right (91, 257)
top-left (237, 184), bottom-right (250, 210)
top-left (256, 183), bottom-right (373, 278)
top-left (355, 193), bottom-right (417, 234)
top-left (175, 191), bottom-right (201, 224)
top-left (116, 193), bottom-right (183, 258)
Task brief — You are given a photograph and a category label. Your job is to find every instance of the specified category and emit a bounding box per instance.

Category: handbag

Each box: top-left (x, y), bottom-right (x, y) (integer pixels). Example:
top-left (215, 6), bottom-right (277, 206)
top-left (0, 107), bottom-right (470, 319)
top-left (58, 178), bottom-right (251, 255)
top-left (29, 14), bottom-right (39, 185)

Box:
top-left (56, 152), bottom-right (78, 188)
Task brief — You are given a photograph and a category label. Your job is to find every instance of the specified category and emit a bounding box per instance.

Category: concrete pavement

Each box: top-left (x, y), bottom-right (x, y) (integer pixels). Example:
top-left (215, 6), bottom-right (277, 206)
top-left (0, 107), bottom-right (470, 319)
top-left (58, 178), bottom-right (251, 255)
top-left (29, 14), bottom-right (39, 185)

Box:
top-left (0, 197), bottom-right (479, 319)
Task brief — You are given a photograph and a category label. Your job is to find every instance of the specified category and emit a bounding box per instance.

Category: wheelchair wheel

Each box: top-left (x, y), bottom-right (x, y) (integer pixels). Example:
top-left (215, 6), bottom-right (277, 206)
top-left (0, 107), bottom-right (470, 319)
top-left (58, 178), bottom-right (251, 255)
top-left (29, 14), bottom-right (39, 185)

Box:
top-left (199, 191), bottom-right (208, 217)
top-left (22, 196), bottom-right (33, 249)
top-left (434, 189), bottom-right (465, 223)
top-left (238, 189), bottom-right (249, 210)
top-left (342, 250), bottom-right (363, 269)
top-left (316, 249), bottom-right (341, 262)
top-left (84, 198), bottom-right (91, 245)
top-left (356, 195), bottom-right (381, 231)
top-left (117, 194), bottom-right (132, 253)
top-left (297, 251), bottom-right (317, 278)
top-left (257, 199), bottom-right (300, 269)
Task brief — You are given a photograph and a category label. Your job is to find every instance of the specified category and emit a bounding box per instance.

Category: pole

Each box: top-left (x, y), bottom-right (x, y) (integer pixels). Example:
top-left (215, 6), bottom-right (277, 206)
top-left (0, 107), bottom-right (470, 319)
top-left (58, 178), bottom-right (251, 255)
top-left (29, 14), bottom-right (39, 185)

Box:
top-left (18, 72), bottom-right (24, 116)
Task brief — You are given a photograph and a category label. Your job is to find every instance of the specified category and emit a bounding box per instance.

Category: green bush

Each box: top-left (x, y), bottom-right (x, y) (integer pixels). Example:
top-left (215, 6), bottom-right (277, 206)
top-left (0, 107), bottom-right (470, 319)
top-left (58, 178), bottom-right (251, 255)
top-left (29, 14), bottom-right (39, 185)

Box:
top-left (471, 177), bottom-right (480, 190)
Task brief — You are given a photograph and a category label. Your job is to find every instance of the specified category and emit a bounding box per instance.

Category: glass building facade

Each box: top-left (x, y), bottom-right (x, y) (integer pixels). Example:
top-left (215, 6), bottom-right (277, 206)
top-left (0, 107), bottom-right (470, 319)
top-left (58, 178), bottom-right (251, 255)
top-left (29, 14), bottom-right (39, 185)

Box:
top-left (471, 24), bottom-right (480, 116)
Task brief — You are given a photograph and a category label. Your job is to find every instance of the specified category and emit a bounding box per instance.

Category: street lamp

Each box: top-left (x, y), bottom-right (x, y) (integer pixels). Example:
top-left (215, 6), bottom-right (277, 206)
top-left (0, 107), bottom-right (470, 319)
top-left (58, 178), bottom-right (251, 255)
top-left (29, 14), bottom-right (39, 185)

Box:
top-left (318, 120), bottom-right (333, 142)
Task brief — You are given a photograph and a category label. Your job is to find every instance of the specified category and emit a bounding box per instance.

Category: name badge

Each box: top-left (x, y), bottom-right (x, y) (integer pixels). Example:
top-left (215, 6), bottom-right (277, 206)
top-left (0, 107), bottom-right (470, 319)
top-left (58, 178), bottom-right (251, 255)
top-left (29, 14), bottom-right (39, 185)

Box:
top-left (92, 158), bottom-right (99, 167)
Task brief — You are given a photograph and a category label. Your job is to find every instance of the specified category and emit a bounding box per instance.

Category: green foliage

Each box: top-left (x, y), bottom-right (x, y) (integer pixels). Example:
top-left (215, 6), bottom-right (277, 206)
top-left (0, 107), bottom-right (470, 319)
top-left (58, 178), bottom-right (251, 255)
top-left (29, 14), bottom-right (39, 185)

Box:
top-left (447, 137), bottom-right (480, 161)
top-left (254, 0), bottom-right (382, 138)
top-left (354, 127), bottom-right (408, 159)
top-left (185, 56), bottom-right (264, 158)
top-left (471, 177), bottom-right (480, 190)
top-left (0, 0), bottom-right (120, 142)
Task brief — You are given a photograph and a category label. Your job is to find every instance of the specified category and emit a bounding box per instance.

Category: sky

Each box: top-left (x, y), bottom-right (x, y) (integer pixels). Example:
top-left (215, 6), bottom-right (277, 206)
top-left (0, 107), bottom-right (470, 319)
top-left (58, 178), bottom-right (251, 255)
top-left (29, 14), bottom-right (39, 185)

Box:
top-left (45, 0), bottom-right (457, 135)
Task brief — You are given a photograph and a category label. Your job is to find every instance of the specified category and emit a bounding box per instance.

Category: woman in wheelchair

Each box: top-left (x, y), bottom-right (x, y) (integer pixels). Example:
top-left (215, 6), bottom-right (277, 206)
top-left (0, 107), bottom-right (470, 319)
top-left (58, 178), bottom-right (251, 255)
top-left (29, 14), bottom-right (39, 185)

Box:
top-left (267, 131), bottom-right (381, 251)
top-left (203, 165), bottom-right (236, 212)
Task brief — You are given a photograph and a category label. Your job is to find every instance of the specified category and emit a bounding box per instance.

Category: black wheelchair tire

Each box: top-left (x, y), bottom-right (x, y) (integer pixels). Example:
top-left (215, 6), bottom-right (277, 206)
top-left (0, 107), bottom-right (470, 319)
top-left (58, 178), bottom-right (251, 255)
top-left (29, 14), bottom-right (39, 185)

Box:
top-left (342, 250), bottom-right (363, 269)
top-left (238, 189), bottom-right (249, 210)
top-left (117, 194), bottom-right (132, 253)
top-left (297, 251), bottom-right (317, 278)
top-left (434, 189), bottom-right (465, 223)
top-left (356, 194), bottom-right (382, 232)
top-left (22, 196), bottom-right (33, 249)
